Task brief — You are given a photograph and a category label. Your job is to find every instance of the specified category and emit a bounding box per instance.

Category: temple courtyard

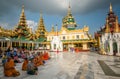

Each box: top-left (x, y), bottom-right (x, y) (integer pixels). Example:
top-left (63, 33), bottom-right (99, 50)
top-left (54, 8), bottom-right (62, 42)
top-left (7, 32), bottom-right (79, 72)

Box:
top-left (0, 51), bottom-right (120, 79)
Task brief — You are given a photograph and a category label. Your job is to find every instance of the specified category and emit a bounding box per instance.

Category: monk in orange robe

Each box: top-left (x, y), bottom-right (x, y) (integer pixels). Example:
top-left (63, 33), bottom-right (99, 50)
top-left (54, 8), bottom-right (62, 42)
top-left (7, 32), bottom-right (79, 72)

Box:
top-left (33, 56), bottom-right (38, 67)
top-left (36, 56), bottom-right (40, 66)
top-left (43, 52), bottom-right (50, 60)
top-left (38, 53), bottom-right (44, 65)
top-left (4, 57), bottom-right (20, 77)
top-left (22, 58), bottom-right (29, 71)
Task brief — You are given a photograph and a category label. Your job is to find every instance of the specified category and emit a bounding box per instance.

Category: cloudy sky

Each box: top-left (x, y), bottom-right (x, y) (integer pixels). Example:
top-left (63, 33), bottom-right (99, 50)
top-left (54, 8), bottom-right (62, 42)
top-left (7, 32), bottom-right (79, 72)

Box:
top-left (0, 0), bottom-right (120, 35)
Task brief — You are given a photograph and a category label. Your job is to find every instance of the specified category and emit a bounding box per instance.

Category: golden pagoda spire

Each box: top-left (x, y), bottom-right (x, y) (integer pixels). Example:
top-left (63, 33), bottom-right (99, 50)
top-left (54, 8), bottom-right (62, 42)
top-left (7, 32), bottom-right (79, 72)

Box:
top-left (36, 12), bottom-right (46, 38)
top-left (110, 3), bottom-right (113, 12)
top-left (51, 25), bottom-right (55, 32)
top-left (18, 5), bottom-right (27, 27)
top-left (62, 1), bottom-right (77, 28)
top-left (13, 5), bottom-right (31, 39)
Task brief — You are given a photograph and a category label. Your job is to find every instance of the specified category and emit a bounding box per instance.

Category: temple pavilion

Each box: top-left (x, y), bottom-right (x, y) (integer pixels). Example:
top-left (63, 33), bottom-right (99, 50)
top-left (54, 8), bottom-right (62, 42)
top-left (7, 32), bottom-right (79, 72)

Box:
top-left (0, 5), bottom-right (95, 52)
top-left (38, 4), bottom-right (95, 51)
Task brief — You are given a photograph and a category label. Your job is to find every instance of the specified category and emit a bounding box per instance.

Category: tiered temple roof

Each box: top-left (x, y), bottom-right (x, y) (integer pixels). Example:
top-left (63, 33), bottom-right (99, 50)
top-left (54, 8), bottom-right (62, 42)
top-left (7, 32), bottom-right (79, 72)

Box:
top-left (62, 3), bottom-right (77, 29)
top-left (35, 13), bottom-right (47, 42)
top-left (95, 3), bottom-right (120, 37)
top-left (13, 5), bottom-right (31, 40)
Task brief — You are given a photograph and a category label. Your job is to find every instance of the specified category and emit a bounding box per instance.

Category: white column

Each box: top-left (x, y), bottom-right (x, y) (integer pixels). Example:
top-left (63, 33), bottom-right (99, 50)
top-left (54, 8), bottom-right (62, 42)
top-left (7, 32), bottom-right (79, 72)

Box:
top-left (109, 40), bottom-right (113, 55)
top-left (0, 41), bottom-right (3, 50)
top-left (47, 45), bottom-right (50, 50)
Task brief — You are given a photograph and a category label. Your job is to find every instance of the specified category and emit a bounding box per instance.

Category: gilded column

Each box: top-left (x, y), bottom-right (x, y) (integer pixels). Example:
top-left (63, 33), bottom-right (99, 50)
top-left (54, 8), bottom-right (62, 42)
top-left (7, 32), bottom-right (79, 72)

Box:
top-left (105, 18), bottom-right (110, 33)
top-left (98, 36), bottom-right (101, 48)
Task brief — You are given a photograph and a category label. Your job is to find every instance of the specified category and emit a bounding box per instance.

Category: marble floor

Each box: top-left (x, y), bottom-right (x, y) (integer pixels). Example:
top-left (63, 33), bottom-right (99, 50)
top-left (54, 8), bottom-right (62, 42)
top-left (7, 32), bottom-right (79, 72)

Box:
top-left (0, 51), bottom-right (120, 79)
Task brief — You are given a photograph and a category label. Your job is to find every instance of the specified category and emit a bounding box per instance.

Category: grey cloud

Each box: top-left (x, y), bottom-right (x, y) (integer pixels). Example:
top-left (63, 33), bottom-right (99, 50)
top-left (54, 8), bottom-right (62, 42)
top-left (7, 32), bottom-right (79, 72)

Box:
top-left (1, 0), bottom-right (120, 16)
top-left (0, 0), bottom-right (120, 29)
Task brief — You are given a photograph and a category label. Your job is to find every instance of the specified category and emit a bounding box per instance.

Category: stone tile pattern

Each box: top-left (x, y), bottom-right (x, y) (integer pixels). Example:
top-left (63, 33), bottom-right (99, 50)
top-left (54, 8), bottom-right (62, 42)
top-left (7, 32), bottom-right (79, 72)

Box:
top-left (98, 60), bottom-right (120, 77)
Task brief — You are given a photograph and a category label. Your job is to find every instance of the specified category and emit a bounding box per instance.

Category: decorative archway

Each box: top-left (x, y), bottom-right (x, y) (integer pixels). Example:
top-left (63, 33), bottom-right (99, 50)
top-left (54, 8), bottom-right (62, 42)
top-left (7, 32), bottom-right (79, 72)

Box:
top-left (51, 36), bottom-right (63, 51)
top-left (113, 42), bottom-right (118, 56)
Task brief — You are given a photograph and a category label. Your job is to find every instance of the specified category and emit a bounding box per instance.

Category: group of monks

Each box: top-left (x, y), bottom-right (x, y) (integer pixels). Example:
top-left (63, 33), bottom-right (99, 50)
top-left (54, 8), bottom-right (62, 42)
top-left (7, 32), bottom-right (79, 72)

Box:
top-left (4, 57), bottom-right (20, 77)
top-left (22, 52), bottom-right (50, 71)
top-left (3, 51), bottom-right (50, 77)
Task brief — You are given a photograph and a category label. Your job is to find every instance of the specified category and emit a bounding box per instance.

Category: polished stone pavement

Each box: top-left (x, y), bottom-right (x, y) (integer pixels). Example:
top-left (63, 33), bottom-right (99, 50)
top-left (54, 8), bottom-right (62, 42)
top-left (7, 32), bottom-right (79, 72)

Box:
top-left (0, 51), bottom-right (120, 79)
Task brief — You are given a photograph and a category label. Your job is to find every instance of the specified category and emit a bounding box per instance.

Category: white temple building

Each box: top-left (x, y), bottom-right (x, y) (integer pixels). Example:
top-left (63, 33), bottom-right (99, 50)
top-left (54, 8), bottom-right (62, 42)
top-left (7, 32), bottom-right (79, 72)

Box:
top-left (95, 3), bottom-right (120, 56)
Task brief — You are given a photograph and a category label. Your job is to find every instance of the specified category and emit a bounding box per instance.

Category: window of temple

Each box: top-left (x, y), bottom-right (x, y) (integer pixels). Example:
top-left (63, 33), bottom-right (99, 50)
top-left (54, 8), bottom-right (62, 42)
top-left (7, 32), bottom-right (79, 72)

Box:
top-left (67, 36), bottom-right (69, 40)
top-left (39, 44), bottom-right (42, 47)
top-left (76, 35), bottom-right (79, 39)
top-left (113, 35), bottom-right (116, 38)
top-left (63, 36), bottom-right (65, 40)
top-left (49, 37), bottom-right (50, 41)
top-left (81, 35), bottom-right (84, 39)
top-left (117, 34), bottom-right (119, 38)
top-left (4, 42), bottom-right (7, 47)
top-left (79, 43), bottom-right (82, 47)
top-left (54, 44), bottom-right (56, 49)
top-left (48, 37), bottom-right (49, 40)
top-left (72, 36), bottom-right (75, 39)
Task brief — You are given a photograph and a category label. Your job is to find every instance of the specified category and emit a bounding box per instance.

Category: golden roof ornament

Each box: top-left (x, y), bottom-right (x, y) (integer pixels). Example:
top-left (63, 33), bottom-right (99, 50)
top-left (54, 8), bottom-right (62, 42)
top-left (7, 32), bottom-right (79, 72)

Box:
top-left (22, 5), bottom-right (24, 13)
top-left (68, 2), bottom-right (72, 15)
top-left (18, 5), bottom-right (27, 27)
top-left (35, 12), bottom-right (46, 38)
top-left (40, 11), bottom-right (43, 18)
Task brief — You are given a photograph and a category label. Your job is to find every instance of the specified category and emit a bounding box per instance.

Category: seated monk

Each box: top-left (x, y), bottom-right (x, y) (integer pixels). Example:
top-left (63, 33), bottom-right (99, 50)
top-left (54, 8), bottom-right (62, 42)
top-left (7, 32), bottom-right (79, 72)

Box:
top-left (39, 53), bottom-right (44, 65)
top-left (22, 58), bottom-right (28, 71)
top-left (27, 58), bottom-right (38, 75)
top-left (4, 57), bottom-right (20, 77)
top-left (33, 56), bottom-right (38, 67)
top-left (43, 52), bottom-right (50, 60)
top-left (35, 55), bottom-right (40, 66)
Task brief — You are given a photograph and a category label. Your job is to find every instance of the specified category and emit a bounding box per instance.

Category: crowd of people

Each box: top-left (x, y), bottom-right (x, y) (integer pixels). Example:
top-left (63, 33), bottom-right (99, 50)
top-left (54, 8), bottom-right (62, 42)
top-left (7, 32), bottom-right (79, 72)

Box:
top-left (0, 47), bottom-right (50, 77)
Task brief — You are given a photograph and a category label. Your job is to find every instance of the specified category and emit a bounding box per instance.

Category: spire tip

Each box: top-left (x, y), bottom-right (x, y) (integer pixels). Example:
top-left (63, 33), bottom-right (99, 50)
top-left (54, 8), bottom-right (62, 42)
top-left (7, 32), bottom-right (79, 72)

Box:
top-left (22, 5), bottom-right (24, 9)
top-left (110, 3), bottom-right (113, 12)
top-left (40, 11), bottom-right (43, 18)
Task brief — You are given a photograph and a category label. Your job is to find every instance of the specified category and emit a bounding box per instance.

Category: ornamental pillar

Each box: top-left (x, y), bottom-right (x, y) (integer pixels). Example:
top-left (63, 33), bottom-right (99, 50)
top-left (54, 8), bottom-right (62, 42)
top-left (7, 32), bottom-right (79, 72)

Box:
top-left (109, 40), bottom-right (113, 55)
top-left (83, 43), bottom-right (87, 50)
top-left (98, 36), bottom-right (101, 49)
top-left (1, 41), bottom-right (3, 49)
top-left (117, 42), bottom-right (120, 56)
top-left (14, 42), bottom-right (16, 47)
